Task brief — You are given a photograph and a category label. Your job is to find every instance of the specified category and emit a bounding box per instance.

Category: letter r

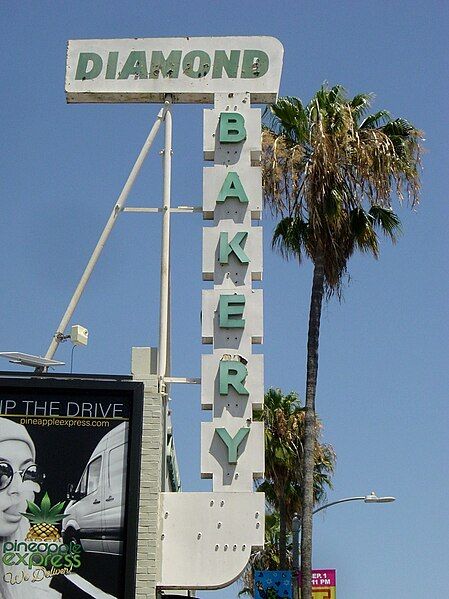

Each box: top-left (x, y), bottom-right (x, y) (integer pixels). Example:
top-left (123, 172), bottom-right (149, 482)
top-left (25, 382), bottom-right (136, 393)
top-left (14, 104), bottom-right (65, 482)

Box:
top-left (219, 361), bottom-right (249, 395)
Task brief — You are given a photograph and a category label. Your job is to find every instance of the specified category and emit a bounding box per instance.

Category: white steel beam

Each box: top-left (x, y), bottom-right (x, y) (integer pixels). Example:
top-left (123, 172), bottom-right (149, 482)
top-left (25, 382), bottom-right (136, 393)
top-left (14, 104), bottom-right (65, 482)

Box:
top-left (44, 105), bottom-right (168, 360)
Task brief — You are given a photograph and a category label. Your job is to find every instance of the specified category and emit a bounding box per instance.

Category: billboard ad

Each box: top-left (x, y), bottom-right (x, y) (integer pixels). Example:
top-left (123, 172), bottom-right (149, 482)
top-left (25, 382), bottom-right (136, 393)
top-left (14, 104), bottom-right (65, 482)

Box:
top-left (298, 569), bottom-right (336, 599)
top-left (0, 375), bottom-right (143, 599)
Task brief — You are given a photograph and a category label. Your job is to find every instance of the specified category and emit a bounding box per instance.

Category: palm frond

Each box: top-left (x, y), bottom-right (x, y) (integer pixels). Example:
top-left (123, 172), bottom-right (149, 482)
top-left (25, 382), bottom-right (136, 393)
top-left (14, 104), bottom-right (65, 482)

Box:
top-left (272, 216), bottom-right (309, 262)
top-left (369, 205), bottom-right (402, 241)
top-left (261, 87), bottom-right (423, 292)
top-left (267, 96), bottom-right (308, 143)
top-left (360, 110), bottom-right (391, 129)
top-left (350, 92), bottom-right (375, 121)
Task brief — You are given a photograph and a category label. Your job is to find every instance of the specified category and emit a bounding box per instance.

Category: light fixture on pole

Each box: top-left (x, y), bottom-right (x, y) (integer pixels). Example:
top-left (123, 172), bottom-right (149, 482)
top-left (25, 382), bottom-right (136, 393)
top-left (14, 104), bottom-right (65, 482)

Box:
top-left (292, 492), bottom-right (395, 598)
top-left (312, 491), bottom-right (395, 515)
top-left (0, 325), bottom-right (89, 373)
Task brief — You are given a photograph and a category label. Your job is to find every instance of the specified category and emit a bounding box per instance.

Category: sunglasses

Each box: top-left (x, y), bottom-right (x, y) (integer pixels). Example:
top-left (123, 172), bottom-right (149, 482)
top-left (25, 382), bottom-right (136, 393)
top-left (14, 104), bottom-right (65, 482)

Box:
top-left (0, 462), bottom-right (45, 491)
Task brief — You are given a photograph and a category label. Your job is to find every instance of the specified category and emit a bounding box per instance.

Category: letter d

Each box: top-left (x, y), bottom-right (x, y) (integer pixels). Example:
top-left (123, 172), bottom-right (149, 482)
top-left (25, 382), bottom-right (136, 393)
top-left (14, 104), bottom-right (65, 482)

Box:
top-left (75, 53), bottom-right (103, 80)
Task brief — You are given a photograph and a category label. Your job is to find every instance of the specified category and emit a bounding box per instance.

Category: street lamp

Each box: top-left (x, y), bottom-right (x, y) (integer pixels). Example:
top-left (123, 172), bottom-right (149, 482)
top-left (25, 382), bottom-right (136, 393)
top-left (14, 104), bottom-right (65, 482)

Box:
top-left (312, 491), bottom-right (395, 515)
top-left (291, 492), bottom-right (395, 598)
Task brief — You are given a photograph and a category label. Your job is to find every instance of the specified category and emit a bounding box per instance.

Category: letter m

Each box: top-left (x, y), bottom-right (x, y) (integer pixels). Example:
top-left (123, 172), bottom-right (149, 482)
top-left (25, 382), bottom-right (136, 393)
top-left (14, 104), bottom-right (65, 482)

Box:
top-left (149, 51), bottom-right (182, 78)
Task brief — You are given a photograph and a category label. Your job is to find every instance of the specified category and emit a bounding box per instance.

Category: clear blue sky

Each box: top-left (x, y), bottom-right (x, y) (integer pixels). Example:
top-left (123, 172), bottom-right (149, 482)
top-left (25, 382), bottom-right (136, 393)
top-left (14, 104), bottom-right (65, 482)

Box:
top-left (0, 1), bottom-right (447, 598)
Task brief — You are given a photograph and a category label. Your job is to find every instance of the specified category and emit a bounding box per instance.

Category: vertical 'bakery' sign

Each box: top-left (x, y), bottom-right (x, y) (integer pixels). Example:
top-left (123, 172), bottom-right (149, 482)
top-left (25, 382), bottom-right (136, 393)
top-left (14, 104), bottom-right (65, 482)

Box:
top-left (201, 93), bottom-right (264, 490)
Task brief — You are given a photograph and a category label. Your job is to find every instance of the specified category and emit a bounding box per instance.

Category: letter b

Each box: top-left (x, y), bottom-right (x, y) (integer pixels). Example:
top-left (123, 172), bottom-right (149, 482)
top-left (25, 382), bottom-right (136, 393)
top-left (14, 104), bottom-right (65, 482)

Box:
top-left (219, 113), bottom-right (246, 143)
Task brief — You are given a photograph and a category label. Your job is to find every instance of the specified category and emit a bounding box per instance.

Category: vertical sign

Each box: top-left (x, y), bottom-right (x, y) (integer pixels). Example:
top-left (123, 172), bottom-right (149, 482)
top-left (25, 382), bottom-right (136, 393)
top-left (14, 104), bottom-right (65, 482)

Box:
top-left (298, 569), bottom-right (337, 599)
top-left (201, 92), bottom-right (264, 491)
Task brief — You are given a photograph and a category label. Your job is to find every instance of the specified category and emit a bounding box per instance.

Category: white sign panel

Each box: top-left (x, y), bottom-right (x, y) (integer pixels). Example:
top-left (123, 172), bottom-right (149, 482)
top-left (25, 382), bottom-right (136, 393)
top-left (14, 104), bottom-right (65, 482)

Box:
top-left (66, 36), bottom-right (283, 103)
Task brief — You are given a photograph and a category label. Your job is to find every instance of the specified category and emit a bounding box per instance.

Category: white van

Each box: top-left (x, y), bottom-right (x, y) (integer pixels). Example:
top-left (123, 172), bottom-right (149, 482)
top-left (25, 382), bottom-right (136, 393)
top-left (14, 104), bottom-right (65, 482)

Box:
top-left (62, 422), bottom-right (128, 555)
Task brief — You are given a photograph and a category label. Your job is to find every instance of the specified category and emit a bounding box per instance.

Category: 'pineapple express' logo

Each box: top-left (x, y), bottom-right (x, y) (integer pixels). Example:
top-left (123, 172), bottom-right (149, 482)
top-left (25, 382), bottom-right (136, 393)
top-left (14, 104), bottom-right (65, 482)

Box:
top-left (2, 494), bottom-right (82, 572)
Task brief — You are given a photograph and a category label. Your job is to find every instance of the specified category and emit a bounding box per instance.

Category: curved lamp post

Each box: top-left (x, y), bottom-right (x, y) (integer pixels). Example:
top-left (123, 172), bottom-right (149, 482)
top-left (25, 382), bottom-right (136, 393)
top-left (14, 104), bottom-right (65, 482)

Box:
top-left (292, 492), bottom-right (395, 598)
top-left (312, 491), bottom-right (395, 516)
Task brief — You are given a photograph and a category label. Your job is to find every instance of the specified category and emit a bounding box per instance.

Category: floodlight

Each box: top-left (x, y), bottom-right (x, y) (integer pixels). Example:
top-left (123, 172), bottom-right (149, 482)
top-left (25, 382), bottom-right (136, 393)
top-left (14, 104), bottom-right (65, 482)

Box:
top-left (70, 325), bottom-right (89, 346)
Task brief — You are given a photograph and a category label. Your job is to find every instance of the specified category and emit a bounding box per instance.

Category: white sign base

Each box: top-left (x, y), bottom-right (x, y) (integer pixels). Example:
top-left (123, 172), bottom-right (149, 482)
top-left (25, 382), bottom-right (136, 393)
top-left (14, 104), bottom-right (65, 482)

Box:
top-left (159, 492), bottom-right (264, 589)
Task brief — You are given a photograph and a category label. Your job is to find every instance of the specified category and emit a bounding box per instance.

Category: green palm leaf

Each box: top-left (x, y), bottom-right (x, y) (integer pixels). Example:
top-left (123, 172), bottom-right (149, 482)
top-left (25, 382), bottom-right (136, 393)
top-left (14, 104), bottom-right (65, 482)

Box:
top-left (369, 205), bottom-right (402, 241)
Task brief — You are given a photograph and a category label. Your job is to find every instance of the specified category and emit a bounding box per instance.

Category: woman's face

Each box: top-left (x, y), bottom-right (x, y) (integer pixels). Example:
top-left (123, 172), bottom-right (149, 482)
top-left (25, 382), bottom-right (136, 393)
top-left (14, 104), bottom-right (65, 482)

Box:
top-left (0, 440), bottom-right (38, 538)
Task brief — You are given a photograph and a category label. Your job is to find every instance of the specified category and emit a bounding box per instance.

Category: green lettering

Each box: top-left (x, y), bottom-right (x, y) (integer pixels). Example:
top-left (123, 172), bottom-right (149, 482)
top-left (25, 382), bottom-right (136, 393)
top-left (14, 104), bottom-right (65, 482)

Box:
top-left (15, 552), bottom-right (28, 566)
top-left (241, 50), bottom-right (269, 78)
top-left (31, 552), bottom-right (44, 568)
top-left (219, 295), bottom-right (245, 328)
top-left (75, 53), bottom-right (103, 80)
top-left (118, 51), bottom-right (148, 80)
top-left (212, 50), bottom-right (240, 79)
top-left (219, 361), bottom-right (249, 395)
top-left (2, 552), bottom-right (15, 566)
top-left (183, 50), bottom-right (211, 78)
top-left (217, 172), bottom-right (249, 204)
top-left (106, 51), bottom-right (119, 79)
top-left (219, 231), bottom-right (249, 264)
top-left (71, 554), bottom-right (82, 568)
top-left (149, 50), bottom-right (182, 78)
top-left (51, 554), bottom-right (64, 568)
top-left (71, 541), bottom-right (82, 554)
top-left (216, 427), bottom-right (250, 463)
top-left (219, 113), bottom-right (246, 143)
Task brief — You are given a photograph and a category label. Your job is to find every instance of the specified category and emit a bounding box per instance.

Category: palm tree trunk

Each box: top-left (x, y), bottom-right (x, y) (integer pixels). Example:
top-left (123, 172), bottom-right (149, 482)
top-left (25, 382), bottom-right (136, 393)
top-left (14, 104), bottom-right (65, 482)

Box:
top-left (301, 253), bottom-right (325, 599)
top-left (279, 494), bottom-right (287, 570)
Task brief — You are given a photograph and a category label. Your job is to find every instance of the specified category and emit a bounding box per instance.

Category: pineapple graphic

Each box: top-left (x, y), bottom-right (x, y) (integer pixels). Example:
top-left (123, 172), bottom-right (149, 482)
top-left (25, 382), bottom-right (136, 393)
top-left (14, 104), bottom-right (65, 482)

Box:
top-left (22, 492), bottom-right (67, 542)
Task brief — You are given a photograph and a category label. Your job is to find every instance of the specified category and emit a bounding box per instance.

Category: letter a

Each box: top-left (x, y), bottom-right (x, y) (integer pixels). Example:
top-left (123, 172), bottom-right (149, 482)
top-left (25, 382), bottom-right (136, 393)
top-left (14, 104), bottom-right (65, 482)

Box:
top-left (217, 172), bottom-right (249, 204)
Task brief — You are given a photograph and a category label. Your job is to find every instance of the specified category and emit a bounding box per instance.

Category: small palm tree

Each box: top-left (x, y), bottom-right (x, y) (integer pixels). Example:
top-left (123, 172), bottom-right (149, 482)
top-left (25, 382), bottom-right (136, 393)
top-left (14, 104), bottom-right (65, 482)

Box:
top-left (262, 85), bottom-right (422, 599)
top-left (257, 388), bottom-right (335, 570)
top-left (239, 388), bottom-right (335, 597)
top-left (239, 512), bottom-right (287, 596)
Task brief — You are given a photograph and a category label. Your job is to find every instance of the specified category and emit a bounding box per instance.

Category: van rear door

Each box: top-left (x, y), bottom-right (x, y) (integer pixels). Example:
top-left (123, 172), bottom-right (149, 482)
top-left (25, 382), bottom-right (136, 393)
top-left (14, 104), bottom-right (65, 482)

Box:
top-left (103, 440), bottom-right (127, 554)
top-left (75, 453), bottom-right (105, 553)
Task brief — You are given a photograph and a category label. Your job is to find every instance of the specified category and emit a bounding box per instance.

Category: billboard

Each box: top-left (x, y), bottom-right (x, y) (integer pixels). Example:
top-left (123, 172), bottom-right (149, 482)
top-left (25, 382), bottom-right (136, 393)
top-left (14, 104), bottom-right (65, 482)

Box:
top-left (0, 376), bottom-right (143, 598)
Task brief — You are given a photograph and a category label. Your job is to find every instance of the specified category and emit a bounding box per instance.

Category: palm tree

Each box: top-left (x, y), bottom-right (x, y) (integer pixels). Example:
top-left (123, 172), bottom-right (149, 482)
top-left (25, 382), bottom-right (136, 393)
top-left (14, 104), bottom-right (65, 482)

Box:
top-left (257, 388), bottom-right (335, 570)
top-left (240, 388), bottom-right (335, 597)
top-left (239, 512), bottom-right (287, 596)
top-left (261, 85), bottom-right (423, 599)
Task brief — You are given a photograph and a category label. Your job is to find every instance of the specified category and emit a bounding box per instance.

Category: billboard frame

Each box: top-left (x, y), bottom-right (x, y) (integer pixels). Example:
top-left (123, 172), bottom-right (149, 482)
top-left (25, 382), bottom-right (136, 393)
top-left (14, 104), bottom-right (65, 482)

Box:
top-left (0, 372), bottom-right (144, 599)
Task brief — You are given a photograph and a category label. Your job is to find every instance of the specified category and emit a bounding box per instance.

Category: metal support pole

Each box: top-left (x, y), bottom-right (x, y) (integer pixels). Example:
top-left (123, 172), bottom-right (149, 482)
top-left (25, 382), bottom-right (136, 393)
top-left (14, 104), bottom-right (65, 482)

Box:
top-left (292, 513), bottom-right (300, 599)
top-left (44, 105), bottom-right (168, 360)
top-left (158, 95), bottom-right (173, 490)
top-left (158, 96), bottom-right (172, 386)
